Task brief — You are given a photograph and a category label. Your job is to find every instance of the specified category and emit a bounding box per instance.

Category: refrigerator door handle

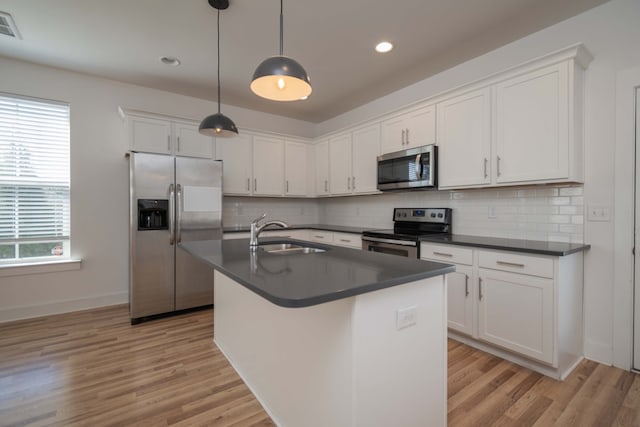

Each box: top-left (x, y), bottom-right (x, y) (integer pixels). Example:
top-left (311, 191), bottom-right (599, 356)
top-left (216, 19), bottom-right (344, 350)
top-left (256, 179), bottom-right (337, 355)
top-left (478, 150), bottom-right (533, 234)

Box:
top-left (176, 184), bottom-right (183, 243)
top-left (169, 183), bottom-right (175, 245)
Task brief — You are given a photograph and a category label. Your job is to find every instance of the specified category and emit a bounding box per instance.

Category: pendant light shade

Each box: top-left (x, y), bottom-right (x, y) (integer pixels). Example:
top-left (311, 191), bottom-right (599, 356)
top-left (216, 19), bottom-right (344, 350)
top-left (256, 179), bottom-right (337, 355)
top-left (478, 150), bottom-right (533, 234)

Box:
top-left (199, 0), bottom-right (238, 137)
top-left (250, 0), bottom-right (312, 101)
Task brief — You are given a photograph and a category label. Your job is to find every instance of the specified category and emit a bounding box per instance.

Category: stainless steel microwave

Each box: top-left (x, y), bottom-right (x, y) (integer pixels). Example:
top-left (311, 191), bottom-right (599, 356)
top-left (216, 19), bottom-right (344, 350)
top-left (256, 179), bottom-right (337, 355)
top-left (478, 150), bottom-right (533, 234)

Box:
top-left (377, 144), bottom-right (437, 191)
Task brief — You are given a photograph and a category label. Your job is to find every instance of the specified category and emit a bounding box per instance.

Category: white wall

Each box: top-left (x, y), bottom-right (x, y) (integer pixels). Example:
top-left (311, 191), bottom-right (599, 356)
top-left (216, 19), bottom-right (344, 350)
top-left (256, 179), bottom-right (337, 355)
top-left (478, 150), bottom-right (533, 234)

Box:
top-left (314, 0), bottom-right (640, 366)
top-left (0, 57), bottom-right (311, 322)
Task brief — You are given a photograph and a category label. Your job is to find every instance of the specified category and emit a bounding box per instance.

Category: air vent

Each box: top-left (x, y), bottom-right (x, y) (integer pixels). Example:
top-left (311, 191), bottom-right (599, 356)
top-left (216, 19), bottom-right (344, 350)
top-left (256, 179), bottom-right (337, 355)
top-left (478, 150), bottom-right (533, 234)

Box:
top-left (0, 12), bottom-right (21, 39)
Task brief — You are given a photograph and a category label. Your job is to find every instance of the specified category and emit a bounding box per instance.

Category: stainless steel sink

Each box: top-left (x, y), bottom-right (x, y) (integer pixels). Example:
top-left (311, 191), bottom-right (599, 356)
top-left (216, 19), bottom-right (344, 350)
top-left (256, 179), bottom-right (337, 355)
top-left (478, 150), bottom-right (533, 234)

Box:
top-left (259, 243), bottom-right (326, 255)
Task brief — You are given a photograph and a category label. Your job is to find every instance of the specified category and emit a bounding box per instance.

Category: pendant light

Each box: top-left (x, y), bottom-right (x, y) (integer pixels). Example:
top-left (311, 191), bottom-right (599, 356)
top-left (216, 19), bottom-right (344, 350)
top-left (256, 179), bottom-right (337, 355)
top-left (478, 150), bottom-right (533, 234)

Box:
top-left (250, 0), bottom-right (312, 101)
top-left (199, 0), bottom-right (238, 137)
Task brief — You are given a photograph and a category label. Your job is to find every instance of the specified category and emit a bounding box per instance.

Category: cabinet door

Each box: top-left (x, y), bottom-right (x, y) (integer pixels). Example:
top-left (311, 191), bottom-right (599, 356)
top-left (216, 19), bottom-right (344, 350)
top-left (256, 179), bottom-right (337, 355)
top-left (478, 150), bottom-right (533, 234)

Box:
top-left (351, 124), bottom-right (380, 194)
top-left (478, 268), bottom-right (554, 364)
top-left (329, 134), bottom-right (352, 195)
top-left (253, 136), bottom-right (284, 196)
top-left (215, 133), bottom-right (252, 195)
top-left (314, 141), bottom-right (330, 196)
top-left (447, 264), bottom-right (473, 336)
top-left (284, 140), bottom-right (308, 196)
top-left (405, 104), bottom-right (436, 149)
top-left (495, 62), bottom-right (569, 184)
top-left (380, 115), bottom-right (406, 154)
top-left (129, 116), bottom-right (172, 154)
top-left (174, 122), bottom-right (214, 159)
top-left (437, 88), bottom-right (492, 188)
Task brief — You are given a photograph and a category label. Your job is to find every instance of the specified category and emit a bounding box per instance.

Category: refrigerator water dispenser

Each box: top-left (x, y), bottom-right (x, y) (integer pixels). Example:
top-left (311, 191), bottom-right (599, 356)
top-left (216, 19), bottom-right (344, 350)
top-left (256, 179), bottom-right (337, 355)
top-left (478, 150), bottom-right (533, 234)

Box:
top-left (137, 199), bottom-right (168, 230)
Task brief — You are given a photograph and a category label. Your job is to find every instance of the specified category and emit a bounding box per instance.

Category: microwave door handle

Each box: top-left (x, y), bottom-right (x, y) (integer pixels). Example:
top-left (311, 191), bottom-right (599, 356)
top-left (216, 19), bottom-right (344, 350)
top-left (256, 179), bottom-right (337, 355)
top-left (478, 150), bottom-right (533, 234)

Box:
top-left (415, 153), bottom-right (422, 180)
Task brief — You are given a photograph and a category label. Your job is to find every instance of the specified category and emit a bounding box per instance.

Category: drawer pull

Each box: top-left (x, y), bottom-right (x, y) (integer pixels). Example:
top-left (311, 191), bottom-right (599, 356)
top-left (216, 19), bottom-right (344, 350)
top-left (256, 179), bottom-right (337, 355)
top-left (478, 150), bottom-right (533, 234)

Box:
top-left (465, 274), bottom-right (469, 297)
top-left (339, 239), bottom-right (350, 243)
top-left (496, 260), bottom-right (525, 268)
top-left (433, 251), bottom-right (453, 257)
top-left (478, 278), bottom-right (483, 301)
top-left (315, 235), bottom-right (325, 239)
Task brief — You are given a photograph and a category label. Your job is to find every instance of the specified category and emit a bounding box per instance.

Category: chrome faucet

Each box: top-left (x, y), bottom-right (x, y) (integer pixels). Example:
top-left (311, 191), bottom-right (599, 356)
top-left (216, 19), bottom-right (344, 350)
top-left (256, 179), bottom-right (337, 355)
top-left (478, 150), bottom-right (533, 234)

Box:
top-left (249, 213), bottom-right (289, 250)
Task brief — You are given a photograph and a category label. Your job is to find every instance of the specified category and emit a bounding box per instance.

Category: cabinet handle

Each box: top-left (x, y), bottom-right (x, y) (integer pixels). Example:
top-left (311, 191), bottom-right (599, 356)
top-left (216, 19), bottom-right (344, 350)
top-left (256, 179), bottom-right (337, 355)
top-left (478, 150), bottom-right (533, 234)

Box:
top-left (406, 128), bottom-right (410, 145)
top-left (479, 278), bottom-right (483, 301)
top-left (465, 274), bottom-right (469, 297)
top-left (315, 235), bottom-right (325, 239)
top-left (347, 176), bottom-right (351, 190)
top-left (401, 129), bottom-right (406, 145)
top-left (286, 180), bottom-right (289, 193)
top-left (247, 178), bottom-right (250, 191)
top-left (496, 260), bottom-right (525, 268)
top-left (339, 239), bottom-right (350, 243)
top-left (497, 156), bottom-right (501, 177)
top-left (433, 251), bottom-right (453, 257)
top-left (352, 176), bottom-right (356, 190)
top-left (325, 180), bottom-right (328, 192)
top-left (167, 135), bottom-right (171, 151)
top-left (254, 178), bottom-right (257, 192)
top-left (177, 136), bottom-right (180, 152)
top-left (483, 158), bottom-right (488, 178)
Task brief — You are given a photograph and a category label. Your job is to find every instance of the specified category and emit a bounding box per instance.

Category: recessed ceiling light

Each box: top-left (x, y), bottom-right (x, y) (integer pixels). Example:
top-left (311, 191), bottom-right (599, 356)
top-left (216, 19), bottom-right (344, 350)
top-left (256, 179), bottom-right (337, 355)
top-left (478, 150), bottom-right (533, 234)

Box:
top-left (375, 41), bottom-right (393, 53)
top-left (160, 56), bottom-right (181, 66)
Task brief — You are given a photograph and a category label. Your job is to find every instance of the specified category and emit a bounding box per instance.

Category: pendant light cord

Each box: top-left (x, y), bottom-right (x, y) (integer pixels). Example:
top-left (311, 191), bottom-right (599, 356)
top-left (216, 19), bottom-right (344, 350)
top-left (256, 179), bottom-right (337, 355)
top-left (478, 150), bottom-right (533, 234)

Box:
top-left (217, 7), bottom-right (222, 114)
top-left (279, 0), bottom-right (283, 56)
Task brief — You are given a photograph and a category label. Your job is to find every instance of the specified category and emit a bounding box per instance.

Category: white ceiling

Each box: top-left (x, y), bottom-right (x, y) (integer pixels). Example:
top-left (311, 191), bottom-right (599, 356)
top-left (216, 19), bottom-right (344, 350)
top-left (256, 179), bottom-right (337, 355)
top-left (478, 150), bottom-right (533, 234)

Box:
top-left (0, 0), bottom-right (608, 123)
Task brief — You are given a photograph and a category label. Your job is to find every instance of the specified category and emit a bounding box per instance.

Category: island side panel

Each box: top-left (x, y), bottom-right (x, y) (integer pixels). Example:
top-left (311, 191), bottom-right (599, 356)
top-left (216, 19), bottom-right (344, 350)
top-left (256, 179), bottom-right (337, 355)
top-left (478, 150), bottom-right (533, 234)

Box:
top-left (352, 275), bottom-right (447, 427)
top-left (213, 270), bottom-right (353, 427)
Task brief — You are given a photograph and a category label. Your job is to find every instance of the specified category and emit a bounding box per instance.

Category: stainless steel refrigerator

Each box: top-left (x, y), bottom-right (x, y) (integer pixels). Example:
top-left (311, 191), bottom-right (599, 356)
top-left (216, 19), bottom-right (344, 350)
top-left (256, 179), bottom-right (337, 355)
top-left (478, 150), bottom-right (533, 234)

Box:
top-left (129, 152), bottom-right (222, 323)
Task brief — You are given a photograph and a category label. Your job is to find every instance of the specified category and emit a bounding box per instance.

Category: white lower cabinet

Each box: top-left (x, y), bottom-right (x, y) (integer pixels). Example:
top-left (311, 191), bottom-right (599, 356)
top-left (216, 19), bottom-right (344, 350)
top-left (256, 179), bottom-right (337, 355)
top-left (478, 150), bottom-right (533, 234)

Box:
top-left (421, 242), bottom-right (583, 379)
top-left (478, 268), bottom-right (554, 364)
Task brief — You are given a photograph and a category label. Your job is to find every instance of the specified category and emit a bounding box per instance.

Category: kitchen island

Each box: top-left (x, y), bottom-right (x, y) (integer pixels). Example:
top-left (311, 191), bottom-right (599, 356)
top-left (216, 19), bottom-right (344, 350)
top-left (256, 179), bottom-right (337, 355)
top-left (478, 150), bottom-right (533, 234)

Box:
top-left (180, 238), bottom-right (454, 427)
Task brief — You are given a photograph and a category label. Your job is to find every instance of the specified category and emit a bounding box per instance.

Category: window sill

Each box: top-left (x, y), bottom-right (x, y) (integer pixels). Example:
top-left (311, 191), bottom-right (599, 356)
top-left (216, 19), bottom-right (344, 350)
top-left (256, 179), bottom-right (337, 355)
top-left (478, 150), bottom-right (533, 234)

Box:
top-left (0, 259), bottom-right (82, 278)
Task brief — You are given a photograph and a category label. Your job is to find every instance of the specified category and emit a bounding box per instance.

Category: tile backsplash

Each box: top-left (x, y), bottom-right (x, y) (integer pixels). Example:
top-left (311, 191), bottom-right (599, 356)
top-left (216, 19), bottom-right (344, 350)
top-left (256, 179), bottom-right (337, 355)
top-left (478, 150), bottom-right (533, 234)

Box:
top-left (319, 185), bottom-right (585, 243)
top-left (223, 197), bottom-right (320, 228)
top-left (224, 185), bottom-right (584, 243)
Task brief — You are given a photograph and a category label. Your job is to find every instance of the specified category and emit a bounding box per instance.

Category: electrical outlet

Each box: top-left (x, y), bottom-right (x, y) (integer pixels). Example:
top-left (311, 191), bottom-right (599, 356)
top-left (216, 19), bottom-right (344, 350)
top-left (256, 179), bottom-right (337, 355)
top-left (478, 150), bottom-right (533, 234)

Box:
top-left (587, 205), bottom-right (610, 222)
top-left (396, 305), bottom-right (417, 330)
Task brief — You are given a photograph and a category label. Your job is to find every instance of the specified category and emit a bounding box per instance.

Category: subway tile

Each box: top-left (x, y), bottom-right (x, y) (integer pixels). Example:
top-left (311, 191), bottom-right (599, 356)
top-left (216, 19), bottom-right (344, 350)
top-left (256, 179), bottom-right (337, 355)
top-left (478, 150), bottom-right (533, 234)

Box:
top-left (571, 196), bottom-right (584, 206)
top-left (548, 215), bottom-right (570, 224)
top-left (549, 197), bottom-right (571, 206)
top-left (559, 205), bottom-right (580, 215)
top-left (559, 224), bottom-right (583, 234)
top-left (571, 215), bottom-right (584, 224)
top-left (559, 187), bottom-right (583, 196)
top-left (536, 188), bottom-right (559, 197)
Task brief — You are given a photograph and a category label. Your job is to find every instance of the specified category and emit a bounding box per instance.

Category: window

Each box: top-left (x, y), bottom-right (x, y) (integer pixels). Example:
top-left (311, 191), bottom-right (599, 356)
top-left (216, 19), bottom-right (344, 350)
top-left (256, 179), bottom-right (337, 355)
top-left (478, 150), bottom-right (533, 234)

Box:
top-left (0, 93), bottom-right (70, 264)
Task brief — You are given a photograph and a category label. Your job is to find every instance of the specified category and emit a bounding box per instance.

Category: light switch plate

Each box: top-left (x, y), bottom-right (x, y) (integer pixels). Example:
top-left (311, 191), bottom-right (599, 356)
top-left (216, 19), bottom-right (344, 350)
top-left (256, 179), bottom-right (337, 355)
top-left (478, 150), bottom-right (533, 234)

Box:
top-left (396, 305), bottom-right (417, 330)
top-left (587, 205), bottom-right (611, 222)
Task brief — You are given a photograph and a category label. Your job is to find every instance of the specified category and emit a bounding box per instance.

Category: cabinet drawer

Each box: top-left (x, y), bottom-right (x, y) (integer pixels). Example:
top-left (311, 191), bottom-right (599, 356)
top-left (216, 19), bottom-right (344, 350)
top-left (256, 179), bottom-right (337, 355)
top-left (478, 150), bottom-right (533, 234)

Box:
top-left (332, 232), bottom-right (361, 249)
top-left (420, 243), bottom-right (473, 265)
top-left (309, 230), bottom-right (334, 243)
top-left (478, 250), bottom-right (554, 278)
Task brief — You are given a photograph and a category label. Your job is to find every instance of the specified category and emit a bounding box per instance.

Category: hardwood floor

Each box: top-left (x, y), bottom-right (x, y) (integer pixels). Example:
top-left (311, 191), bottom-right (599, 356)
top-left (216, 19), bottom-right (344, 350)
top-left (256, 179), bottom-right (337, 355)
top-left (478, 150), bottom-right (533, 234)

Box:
top-left (0, 305), bottom-right (639, 426)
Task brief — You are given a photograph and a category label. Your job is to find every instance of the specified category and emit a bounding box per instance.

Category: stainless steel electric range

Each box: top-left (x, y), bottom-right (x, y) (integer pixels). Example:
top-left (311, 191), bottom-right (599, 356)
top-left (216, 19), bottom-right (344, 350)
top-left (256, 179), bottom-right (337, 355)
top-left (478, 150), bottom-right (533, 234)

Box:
top-left (361, 208), bottom-right (452, 258)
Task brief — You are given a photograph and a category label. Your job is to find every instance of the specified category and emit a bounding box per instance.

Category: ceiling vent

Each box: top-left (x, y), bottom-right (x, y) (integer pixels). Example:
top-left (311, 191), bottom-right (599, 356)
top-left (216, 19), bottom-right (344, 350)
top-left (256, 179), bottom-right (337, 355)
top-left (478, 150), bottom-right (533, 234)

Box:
top-left (0, 12), bottom-right (21, 39)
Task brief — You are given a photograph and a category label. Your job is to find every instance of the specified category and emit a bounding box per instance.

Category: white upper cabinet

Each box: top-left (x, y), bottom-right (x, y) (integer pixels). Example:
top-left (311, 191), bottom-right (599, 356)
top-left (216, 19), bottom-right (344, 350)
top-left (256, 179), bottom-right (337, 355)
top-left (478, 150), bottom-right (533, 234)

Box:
top-left (314, 141), bottom-right (330, 196)
top-left (328, 124), bottom-right (381, 196)
top-left (381, 104), bottom-right (436, 154)
top-left (329, 133), bottom-right (352, 195)
top-left (437, 45), bottom-right (590, 189)
top-left (252, 135), bottom-right (284, 196)
top-left (123, 110), bottom-right (214, 159)
top-left (351, 124), bottom-right (381, 194)
top-left (284, 140), bottom-right (308, 196)
top-left (174, 122), bottom-right (214, 158)
top-left (437, 87), bottom-right (492, 188)
top-left (494, 62), bottom-right (571, 184)
top-left (215, 133), bottom-right (253, 195)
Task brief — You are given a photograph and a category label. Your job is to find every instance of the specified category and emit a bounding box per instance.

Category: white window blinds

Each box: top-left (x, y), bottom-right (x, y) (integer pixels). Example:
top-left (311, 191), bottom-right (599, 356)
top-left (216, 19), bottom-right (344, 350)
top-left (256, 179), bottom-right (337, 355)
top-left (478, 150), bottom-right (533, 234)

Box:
top-left (0, 93), bottom-right (70, 262)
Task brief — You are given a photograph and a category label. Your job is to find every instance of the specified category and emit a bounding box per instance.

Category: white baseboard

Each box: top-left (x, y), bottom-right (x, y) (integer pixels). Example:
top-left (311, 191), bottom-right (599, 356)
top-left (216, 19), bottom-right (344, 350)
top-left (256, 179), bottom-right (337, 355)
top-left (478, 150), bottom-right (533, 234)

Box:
top-left (583, 338), bottom-right (614, 366)
top-left (0, 292), bottom-right (128, 323)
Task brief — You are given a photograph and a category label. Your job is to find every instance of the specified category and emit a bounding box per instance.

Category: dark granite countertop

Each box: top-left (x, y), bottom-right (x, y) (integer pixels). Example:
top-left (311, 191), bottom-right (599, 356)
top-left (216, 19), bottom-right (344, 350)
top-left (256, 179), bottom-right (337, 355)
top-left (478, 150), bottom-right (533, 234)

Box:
top-left (223, 224), bottom-right (368, 234)
top-left (180, 238), bottom-right (455, 308)
top-left (420, 234), bottom-right (590, 256)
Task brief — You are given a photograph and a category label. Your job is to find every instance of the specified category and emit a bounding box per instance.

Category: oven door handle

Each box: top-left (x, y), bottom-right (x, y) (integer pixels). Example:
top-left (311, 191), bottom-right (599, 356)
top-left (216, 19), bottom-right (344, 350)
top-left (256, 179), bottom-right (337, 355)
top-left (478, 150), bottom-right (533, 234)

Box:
top-left (362, 236), bottom-right (417, 247)
top-left (415, 153), bottom-right (423, 180)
